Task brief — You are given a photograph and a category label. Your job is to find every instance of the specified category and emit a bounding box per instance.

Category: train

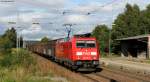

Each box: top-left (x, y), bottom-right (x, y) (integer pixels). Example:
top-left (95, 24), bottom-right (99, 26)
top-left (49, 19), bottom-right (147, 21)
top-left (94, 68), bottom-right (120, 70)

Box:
top-left (28, 36), bottom-right (100, 71)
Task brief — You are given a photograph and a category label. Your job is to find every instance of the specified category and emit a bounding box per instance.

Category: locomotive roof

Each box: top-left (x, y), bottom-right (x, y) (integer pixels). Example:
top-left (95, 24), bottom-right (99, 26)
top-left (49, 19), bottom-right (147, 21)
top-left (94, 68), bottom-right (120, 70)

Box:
top-left (74, 33), bottom-right (91, 37)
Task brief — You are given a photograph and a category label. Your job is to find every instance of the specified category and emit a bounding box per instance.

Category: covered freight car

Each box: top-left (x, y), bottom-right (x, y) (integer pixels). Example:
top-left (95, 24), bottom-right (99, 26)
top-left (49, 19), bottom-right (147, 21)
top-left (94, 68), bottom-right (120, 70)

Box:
top-left (28, 41), bottom-right (56, 59)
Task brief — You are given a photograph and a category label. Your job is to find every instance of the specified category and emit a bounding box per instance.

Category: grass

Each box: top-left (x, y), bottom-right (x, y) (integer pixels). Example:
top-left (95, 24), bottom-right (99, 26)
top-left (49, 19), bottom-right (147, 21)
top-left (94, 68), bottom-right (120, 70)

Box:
top-left (140, 59), bottom-right (150, 64)
top-left (0, 48), bottom-right (60, 82)
top-left (144, 59), bottom-right (150, 64)
top-left (101, 53), bottom-right (120, 58)
top-left (0, 67), bottom-right (56, 82)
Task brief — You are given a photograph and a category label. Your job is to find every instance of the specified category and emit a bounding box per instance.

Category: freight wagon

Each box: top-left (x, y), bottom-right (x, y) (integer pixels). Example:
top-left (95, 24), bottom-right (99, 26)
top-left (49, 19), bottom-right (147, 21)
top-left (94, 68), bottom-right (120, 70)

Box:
top-left (29, 41), bottom-right (56, 60)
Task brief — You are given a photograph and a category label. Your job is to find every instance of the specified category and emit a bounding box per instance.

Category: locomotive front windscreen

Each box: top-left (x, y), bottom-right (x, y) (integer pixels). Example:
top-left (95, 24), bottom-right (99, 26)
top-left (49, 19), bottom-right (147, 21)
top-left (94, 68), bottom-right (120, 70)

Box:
top-left (76, 40), bottom-right (96, 48)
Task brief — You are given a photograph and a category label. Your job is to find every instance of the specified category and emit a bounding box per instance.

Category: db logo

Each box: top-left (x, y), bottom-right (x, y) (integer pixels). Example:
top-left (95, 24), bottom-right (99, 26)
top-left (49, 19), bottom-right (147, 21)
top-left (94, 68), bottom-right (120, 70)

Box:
top-left (83, 52), bottom-right (90, 55)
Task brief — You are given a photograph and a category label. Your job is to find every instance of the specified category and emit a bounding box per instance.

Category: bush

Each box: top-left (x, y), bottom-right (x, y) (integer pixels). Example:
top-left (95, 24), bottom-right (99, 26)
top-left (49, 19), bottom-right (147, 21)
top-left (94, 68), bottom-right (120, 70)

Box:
top-left (0, 49), bottom-right (36, 68)
top-left (0, 54), bottom-right (14, 67)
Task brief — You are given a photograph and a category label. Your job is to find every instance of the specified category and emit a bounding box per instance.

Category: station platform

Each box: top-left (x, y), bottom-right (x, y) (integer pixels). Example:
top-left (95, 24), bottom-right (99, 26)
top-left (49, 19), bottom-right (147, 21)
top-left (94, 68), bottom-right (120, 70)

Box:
top-left (100, 57), bottom-right (150, 77)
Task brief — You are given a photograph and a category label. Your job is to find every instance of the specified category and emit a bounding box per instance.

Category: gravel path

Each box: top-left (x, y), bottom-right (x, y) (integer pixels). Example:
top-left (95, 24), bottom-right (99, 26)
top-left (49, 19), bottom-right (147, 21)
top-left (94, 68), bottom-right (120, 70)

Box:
top-left (100, 58), bottom-right (150, 81)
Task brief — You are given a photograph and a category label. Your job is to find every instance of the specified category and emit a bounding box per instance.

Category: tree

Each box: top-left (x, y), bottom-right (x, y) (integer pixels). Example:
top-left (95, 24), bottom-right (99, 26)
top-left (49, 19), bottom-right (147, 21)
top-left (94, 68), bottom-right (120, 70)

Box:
top-left (111, 4), bottom-right (141, 53)
top-left (112, 4), bottom-right (141, 38)
top-left (92, 25), bottom-right (110, 56)
top-left (41, 36), bottom-right (49, 43)
top-left (139, 4), bottom-right (150, 34)
top-left (0, 27), bottom-right (17, 51)
top-left (2, 27), bottom-right (17, 48)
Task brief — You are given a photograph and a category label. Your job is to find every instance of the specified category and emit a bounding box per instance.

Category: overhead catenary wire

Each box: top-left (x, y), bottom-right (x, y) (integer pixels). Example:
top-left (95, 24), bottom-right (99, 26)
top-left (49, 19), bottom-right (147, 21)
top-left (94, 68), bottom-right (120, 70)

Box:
top-left (23, 0), bottom-right (119, 39)
top-left (50, 0), bottom-right (119, 35)
top-left (30, 0), bottom-right (118, 26)
top-left (61, 0), bottom-right (118, 15)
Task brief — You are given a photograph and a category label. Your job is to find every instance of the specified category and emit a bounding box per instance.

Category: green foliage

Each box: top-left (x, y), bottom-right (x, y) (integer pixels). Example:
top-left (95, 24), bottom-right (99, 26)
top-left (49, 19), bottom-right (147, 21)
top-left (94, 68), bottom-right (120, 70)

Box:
top-left (111, 3), bottom-right (150, 54)
top-left (2, 28), bottom-right (17, 48)
top-left (140, 4), bottom-right (150, 34)
top-left (0, 49), bottom-right (58, 82)
top-left (112, 4), bottom-right (141, 39)
top-left (92, 25), bottom-right (110, 56)
top-left (41, 37), bottom-right (49, 43)
top-left (0, 49), bottom-right (35, 68)
top-left (0, 28), bottom-right (17, 51)
top-left (92, 3), bottom-right (150, 55)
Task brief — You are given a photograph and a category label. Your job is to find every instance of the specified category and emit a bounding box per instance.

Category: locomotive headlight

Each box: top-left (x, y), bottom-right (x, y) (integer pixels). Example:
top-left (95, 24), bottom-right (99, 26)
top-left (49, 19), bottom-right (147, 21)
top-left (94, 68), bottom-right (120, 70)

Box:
top-left (93, 61), bottom-right (99, 65)
top-left (76, 52), bottom-right (82, 55)
top-left (91, 52), bottom-right (97, 55)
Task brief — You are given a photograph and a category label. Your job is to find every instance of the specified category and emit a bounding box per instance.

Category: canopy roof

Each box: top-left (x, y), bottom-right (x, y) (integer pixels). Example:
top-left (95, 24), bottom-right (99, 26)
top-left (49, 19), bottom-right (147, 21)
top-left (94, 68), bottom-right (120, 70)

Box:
top-left (116, 34), bottom-right (150, 41)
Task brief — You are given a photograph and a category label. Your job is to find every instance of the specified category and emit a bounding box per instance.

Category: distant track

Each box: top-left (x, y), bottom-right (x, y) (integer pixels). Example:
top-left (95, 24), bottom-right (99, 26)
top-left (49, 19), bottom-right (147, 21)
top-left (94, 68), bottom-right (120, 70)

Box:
top-left (101, 67), bottom-right (150, 82)
top-left (78, 67), bottom-right (150, 82)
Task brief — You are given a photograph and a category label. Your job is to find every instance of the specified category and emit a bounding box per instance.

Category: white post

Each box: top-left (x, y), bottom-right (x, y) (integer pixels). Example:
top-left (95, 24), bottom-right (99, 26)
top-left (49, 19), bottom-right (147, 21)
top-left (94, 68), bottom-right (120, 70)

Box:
top-left (16, 8), bottom-right (21, 50)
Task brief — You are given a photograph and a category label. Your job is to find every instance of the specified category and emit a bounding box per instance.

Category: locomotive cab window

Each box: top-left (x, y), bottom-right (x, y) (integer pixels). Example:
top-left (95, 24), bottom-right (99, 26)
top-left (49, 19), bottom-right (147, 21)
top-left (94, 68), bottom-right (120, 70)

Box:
top-left (86, 41), bottom-right (96, 48)
top-left (76, 41), bottom-right (86, 48)
top-left (76, 40), bottom-right (96, 48)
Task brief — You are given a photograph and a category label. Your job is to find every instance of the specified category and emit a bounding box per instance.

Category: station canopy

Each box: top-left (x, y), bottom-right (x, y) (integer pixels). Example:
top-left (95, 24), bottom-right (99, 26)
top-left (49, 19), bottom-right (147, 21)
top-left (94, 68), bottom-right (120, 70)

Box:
top-left (116, 34), bottom-right (150, 59)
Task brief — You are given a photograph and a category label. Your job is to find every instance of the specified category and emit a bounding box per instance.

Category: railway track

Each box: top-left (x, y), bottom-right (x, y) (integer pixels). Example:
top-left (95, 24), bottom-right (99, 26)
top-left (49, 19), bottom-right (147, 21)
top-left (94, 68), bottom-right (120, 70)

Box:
top-left (80, 73), bottom-right (115, 82)
top-left (79, 67), bottom-right (150, 82)
top-left (99, 67), bottom-right (150, 82)
top-left (34, 53), bottom-right (150, 82)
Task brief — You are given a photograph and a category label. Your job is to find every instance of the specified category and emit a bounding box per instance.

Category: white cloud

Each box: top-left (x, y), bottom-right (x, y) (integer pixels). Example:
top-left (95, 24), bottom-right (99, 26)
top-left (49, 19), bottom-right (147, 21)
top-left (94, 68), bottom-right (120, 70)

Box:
top-left (17, 0), bottom-right (67, 9)
top-left (0, 0), bottom-right (149, 40)
top-left (65, 15), bottom-right (89, 24)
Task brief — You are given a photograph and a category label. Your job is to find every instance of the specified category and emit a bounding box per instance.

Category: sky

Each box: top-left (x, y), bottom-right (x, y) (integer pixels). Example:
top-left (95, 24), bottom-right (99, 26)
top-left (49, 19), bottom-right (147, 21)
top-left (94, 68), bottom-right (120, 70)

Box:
top-left (0, 0), bottom-right (150, 40)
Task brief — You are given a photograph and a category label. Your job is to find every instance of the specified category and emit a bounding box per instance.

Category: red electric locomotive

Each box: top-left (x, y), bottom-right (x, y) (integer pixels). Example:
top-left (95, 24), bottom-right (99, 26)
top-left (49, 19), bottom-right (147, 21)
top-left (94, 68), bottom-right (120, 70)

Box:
top-left (55, 36), bottom-right (100, 71)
